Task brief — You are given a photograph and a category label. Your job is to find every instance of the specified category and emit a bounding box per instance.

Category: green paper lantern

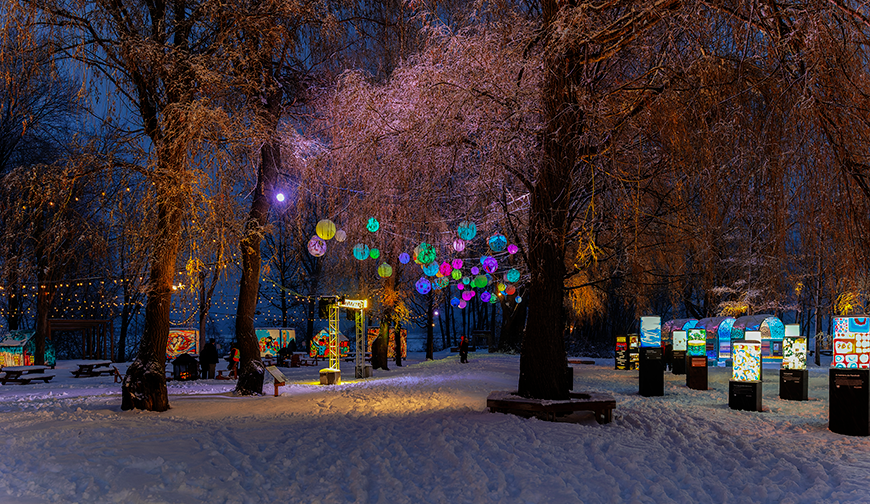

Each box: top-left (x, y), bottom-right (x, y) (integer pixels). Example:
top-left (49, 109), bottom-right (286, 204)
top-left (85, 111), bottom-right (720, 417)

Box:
top-left (370, 248), bottom-right (380, 259)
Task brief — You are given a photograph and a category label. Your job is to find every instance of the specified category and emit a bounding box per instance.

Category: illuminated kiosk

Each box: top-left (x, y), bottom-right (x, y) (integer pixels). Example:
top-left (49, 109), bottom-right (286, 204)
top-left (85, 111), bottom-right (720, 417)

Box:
top-left (694, 316), bottom-right (736, 366)
top-left (829, 316), bottom-right (870, 436)
top-left (729, 338), bottom-right (762, 411)
top-left (615, 335), bottom-right (630, 370)
top-left (672, 330), bottom-right (688, 375)
top-left (730, 315), bottom-right (784, 366)
top-left (318, 296), bottom-right (370, 385)
top-left (686, 328), bottom-right (708, 390)
top-left (662, 319), bottom-right (698, 373)
top-left (638, 316), bottom-right (664, 397)
top-left (780, 324), bottom-right (808, 401)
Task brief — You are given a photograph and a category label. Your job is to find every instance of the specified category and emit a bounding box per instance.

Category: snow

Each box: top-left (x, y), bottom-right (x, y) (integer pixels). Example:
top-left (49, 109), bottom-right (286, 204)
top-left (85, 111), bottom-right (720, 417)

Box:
top-left (1, 353), bottom-right (869, 503)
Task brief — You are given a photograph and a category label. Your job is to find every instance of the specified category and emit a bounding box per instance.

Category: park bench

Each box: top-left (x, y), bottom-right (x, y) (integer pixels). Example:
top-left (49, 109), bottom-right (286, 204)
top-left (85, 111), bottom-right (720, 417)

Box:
top-left (487, 391), bottom-right (616, 424)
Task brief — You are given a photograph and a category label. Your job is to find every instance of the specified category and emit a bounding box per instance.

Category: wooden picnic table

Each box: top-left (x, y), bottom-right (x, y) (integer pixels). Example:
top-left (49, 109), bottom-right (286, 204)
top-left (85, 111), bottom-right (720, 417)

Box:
top-left (1, 365), bottom-right (55, 385)
top-left (71, 360), bottom-right (115, 378)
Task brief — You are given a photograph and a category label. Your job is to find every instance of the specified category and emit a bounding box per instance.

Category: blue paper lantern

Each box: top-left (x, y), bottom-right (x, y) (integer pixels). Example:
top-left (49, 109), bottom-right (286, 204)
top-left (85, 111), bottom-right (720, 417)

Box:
top-left (415, 277), bottom-right (432, 295)
top-left (352, 243), bottom-right (369, 261)
top-left (457, 221), bottom-right (477, 241)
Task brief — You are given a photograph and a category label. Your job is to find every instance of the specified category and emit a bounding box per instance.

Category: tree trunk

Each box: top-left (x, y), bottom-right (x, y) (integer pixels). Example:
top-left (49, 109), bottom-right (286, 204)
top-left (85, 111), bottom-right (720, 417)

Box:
top-left (234, 90), bottom-right (281, 394)
top-left (121, 198), bottom-right (182, 412)
top-left (517, 0), bottom-right (576, 400)
top-left (394, 323), bottom-right (403, 366)
top-left (426, 291), bottom-right (434, 360)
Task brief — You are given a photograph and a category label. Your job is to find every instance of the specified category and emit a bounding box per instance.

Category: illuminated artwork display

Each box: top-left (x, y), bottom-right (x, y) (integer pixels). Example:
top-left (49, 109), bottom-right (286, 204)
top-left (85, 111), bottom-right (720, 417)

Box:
top-left (366, 327), bottom-right (409, 358)
top-left (310, 329), bottom-right (350, 359)
top-left (833, 316), bottom-right (870, 369)
top-left (0, 331), bottom-right (56, 367)
top-left (255, 328), bottom-right (296, 358)
top-left (673, 331), bottom-right (687, 352)
top-left (782, 336), bottom-right (807, 370)
top-left (732, 341), bottom-right (761, 382)
top-left (616, 336), bottom-right (628, 352)
top-left (166, 328), bottom-right (198, 359)
top-left (730, 315), bottom-right (784, 365)
top-left (640, 316), bottom-right (662, 348)
top-left (687, 329), bottom-right (707, 357)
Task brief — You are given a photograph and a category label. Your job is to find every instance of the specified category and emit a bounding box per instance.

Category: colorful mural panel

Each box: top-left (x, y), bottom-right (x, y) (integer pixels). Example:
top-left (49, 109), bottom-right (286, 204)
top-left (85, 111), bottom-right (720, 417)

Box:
top-left (833, 316), bottom-right (870, 369)
top-left (0, 331), bottom-right (56, 367)
top-left (782, 337), bottom-right (807, 370)
top-left (166, 329), bottom-right (198, 359)
top-left (640, 316), bottom-right (661, 348)
top-left (732, 341), bottom-right (761, 382)
top-left (310, 329), bottom-right (350, 359)
top-left (672, 331), bottom-right (687, 352)
top-left (256, 328), bottom-right (296, 357)
top-left (687, 329), bottom-right (707, 357)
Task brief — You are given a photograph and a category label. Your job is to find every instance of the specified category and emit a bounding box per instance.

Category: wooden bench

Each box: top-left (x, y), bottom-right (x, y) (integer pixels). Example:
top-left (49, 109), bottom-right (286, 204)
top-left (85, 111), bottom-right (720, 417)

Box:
top-left (1, 365), bottom-right (55, 385)
top-left (487, 391), bottom-right (616, 424)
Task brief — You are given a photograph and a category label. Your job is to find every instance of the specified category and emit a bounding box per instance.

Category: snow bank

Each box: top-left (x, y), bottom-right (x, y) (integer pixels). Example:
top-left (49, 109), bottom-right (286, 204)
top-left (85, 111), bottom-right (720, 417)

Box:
top-left (0, 353), bottom-right (868, 503)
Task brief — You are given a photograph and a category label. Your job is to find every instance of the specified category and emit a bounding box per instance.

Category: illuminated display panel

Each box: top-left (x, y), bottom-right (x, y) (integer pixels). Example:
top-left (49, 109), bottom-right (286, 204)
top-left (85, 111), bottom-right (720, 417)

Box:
top-left (673, 331), bottom-right (687, 352)
top-left (615, 336), bottom-right (628, 352)
top-left (166, 329), bottom-right (198, 359)
top-left (256, 328), bottom-right (296, 358)
top-left (732, 341), bottom-right (761, 381)
top-left (782, 336), bottom-right (807, 370)
top-left (687, 329), bottom-right (707, 357)
top-left (640, 316), bottom-right (661, 348)
top-left (833, 316), bottom-right (870, 369)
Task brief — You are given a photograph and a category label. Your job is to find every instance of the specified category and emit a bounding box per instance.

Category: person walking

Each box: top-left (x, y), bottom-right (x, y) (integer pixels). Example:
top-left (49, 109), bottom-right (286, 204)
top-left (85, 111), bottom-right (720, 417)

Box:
top-left (200, 339), bottom-right (219, 379)
top-left (459, 335), bottom-right (469, 364)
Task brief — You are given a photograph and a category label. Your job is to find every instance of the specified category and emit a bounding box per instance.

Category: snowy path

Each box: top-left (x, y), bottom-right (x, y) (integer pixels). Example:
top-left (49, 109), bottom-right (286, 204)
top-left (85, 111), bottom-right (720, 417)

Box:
top-left (1, 353), bottom-right (868, 503)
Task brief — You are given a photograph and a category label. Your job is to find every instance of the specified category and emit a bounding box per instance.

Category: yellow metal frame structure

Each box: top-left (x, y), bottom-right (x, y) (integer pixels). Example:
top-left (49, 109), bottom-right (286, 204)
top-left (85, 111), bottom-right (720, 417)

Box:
top-left (328, 303), bottom-right (340, 370)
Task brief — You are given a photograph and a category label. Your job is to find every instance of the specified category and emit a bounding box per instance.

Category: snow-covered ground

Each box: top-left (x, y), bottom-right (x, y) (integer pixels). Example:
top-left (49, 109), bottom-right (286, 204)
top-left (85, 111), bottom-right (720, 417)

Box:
top-left (1, 352), bottom-right (868, 504)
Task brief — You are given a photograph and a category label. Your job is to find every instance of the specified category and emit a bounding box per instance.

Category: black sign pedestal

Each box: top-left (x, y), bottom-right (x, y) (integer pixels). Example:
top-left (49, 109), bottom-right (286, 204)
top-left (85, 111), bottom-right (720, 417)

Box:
top-left (671, 350), bottom-right (686, 375)
top-left (686, 356), bottom-right (708, 390)
top-left (639, 347), bottom-right (664, 397)
top-left (780, 369), bottom-right (808, 401)
top-left (729, 380), bottom-right (762, 411)
top-left (829, 368), bottom-right (870, 436)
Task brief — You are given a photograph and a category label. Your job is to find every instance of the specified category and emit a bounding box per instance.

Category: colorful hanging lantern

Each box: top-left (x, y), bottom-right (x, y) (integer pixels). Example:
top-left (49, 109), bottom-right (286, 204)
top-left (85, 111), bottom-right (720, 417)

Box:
top-left (457, 221), bottom-right (477, 241)
top-left (434, 277), bottom-right (449, 289)
top-left (415, 242), bottom-right (436, 265)
top-left (366, 217), bottom-right (380, 232)
top-left (334, 229), bottom-right (347, 242)
top-left (488, 234), bottom-right (507, 252)
top-left (377, 262), bottom-right (393, 278)
top-left (451, 258), bottom-right (463, 270)
top-left (458, 300), bottom-right (467, 309)
top-left (352, 243), bottom-right (369, 261)
top-left (507, 244), bottom-right (519, 254)
top-left (483, 257), bottom-right (498, 274)
top-left (480, 291), bottom-right (491, 303)
top-left (439, 261), bottom-right (453, 277)
top-left (462, 276), bottom-right (471, 285)
top-left (515, 296), bottom-right (523, 303)
top-left (497, 282), bottom-right (506, 292)
top-left (450, 297), bottom-right (461, 307)
top-left (415, 277), bottom-right (432, 295)
top-left (422, 262), bottom-right (439, 276)
top-left (480, 255), bottom-right (489, 265)
top-left (505, 285), bottom-right (516, 295)
top-left (471, 266), bottom-right (480, 275)
top-left (451, 269), bottom-right (462, 280)
top-left (399, 252), bottom-right (411, 264)
top-left (307, 236), bottom-right (326, 257)
top-left (461, 290), bottom-right (475, 301)
top-left (453, 238), bottom-right (466, 252)
top-left (369, 248), bottom-right (380, 260)
top-left (315, 219), bottom-right (336, 240)
top-left (506, 268), bottom-right (520, 283)
top-left (474, 275), bottom-right (488, 288)
top-left (489, 295), bottom-right (498, 304)
top-left (456, 283), bottom-right (465, 291)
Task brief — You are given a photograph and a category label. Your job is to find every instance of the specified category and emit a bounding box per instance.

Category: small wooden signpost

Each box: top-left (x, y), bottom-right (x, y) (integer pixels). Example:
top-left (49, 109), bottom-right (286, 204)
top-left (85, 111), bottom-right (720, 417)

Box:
top-left (266, 366), bottom-right (288, 397)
